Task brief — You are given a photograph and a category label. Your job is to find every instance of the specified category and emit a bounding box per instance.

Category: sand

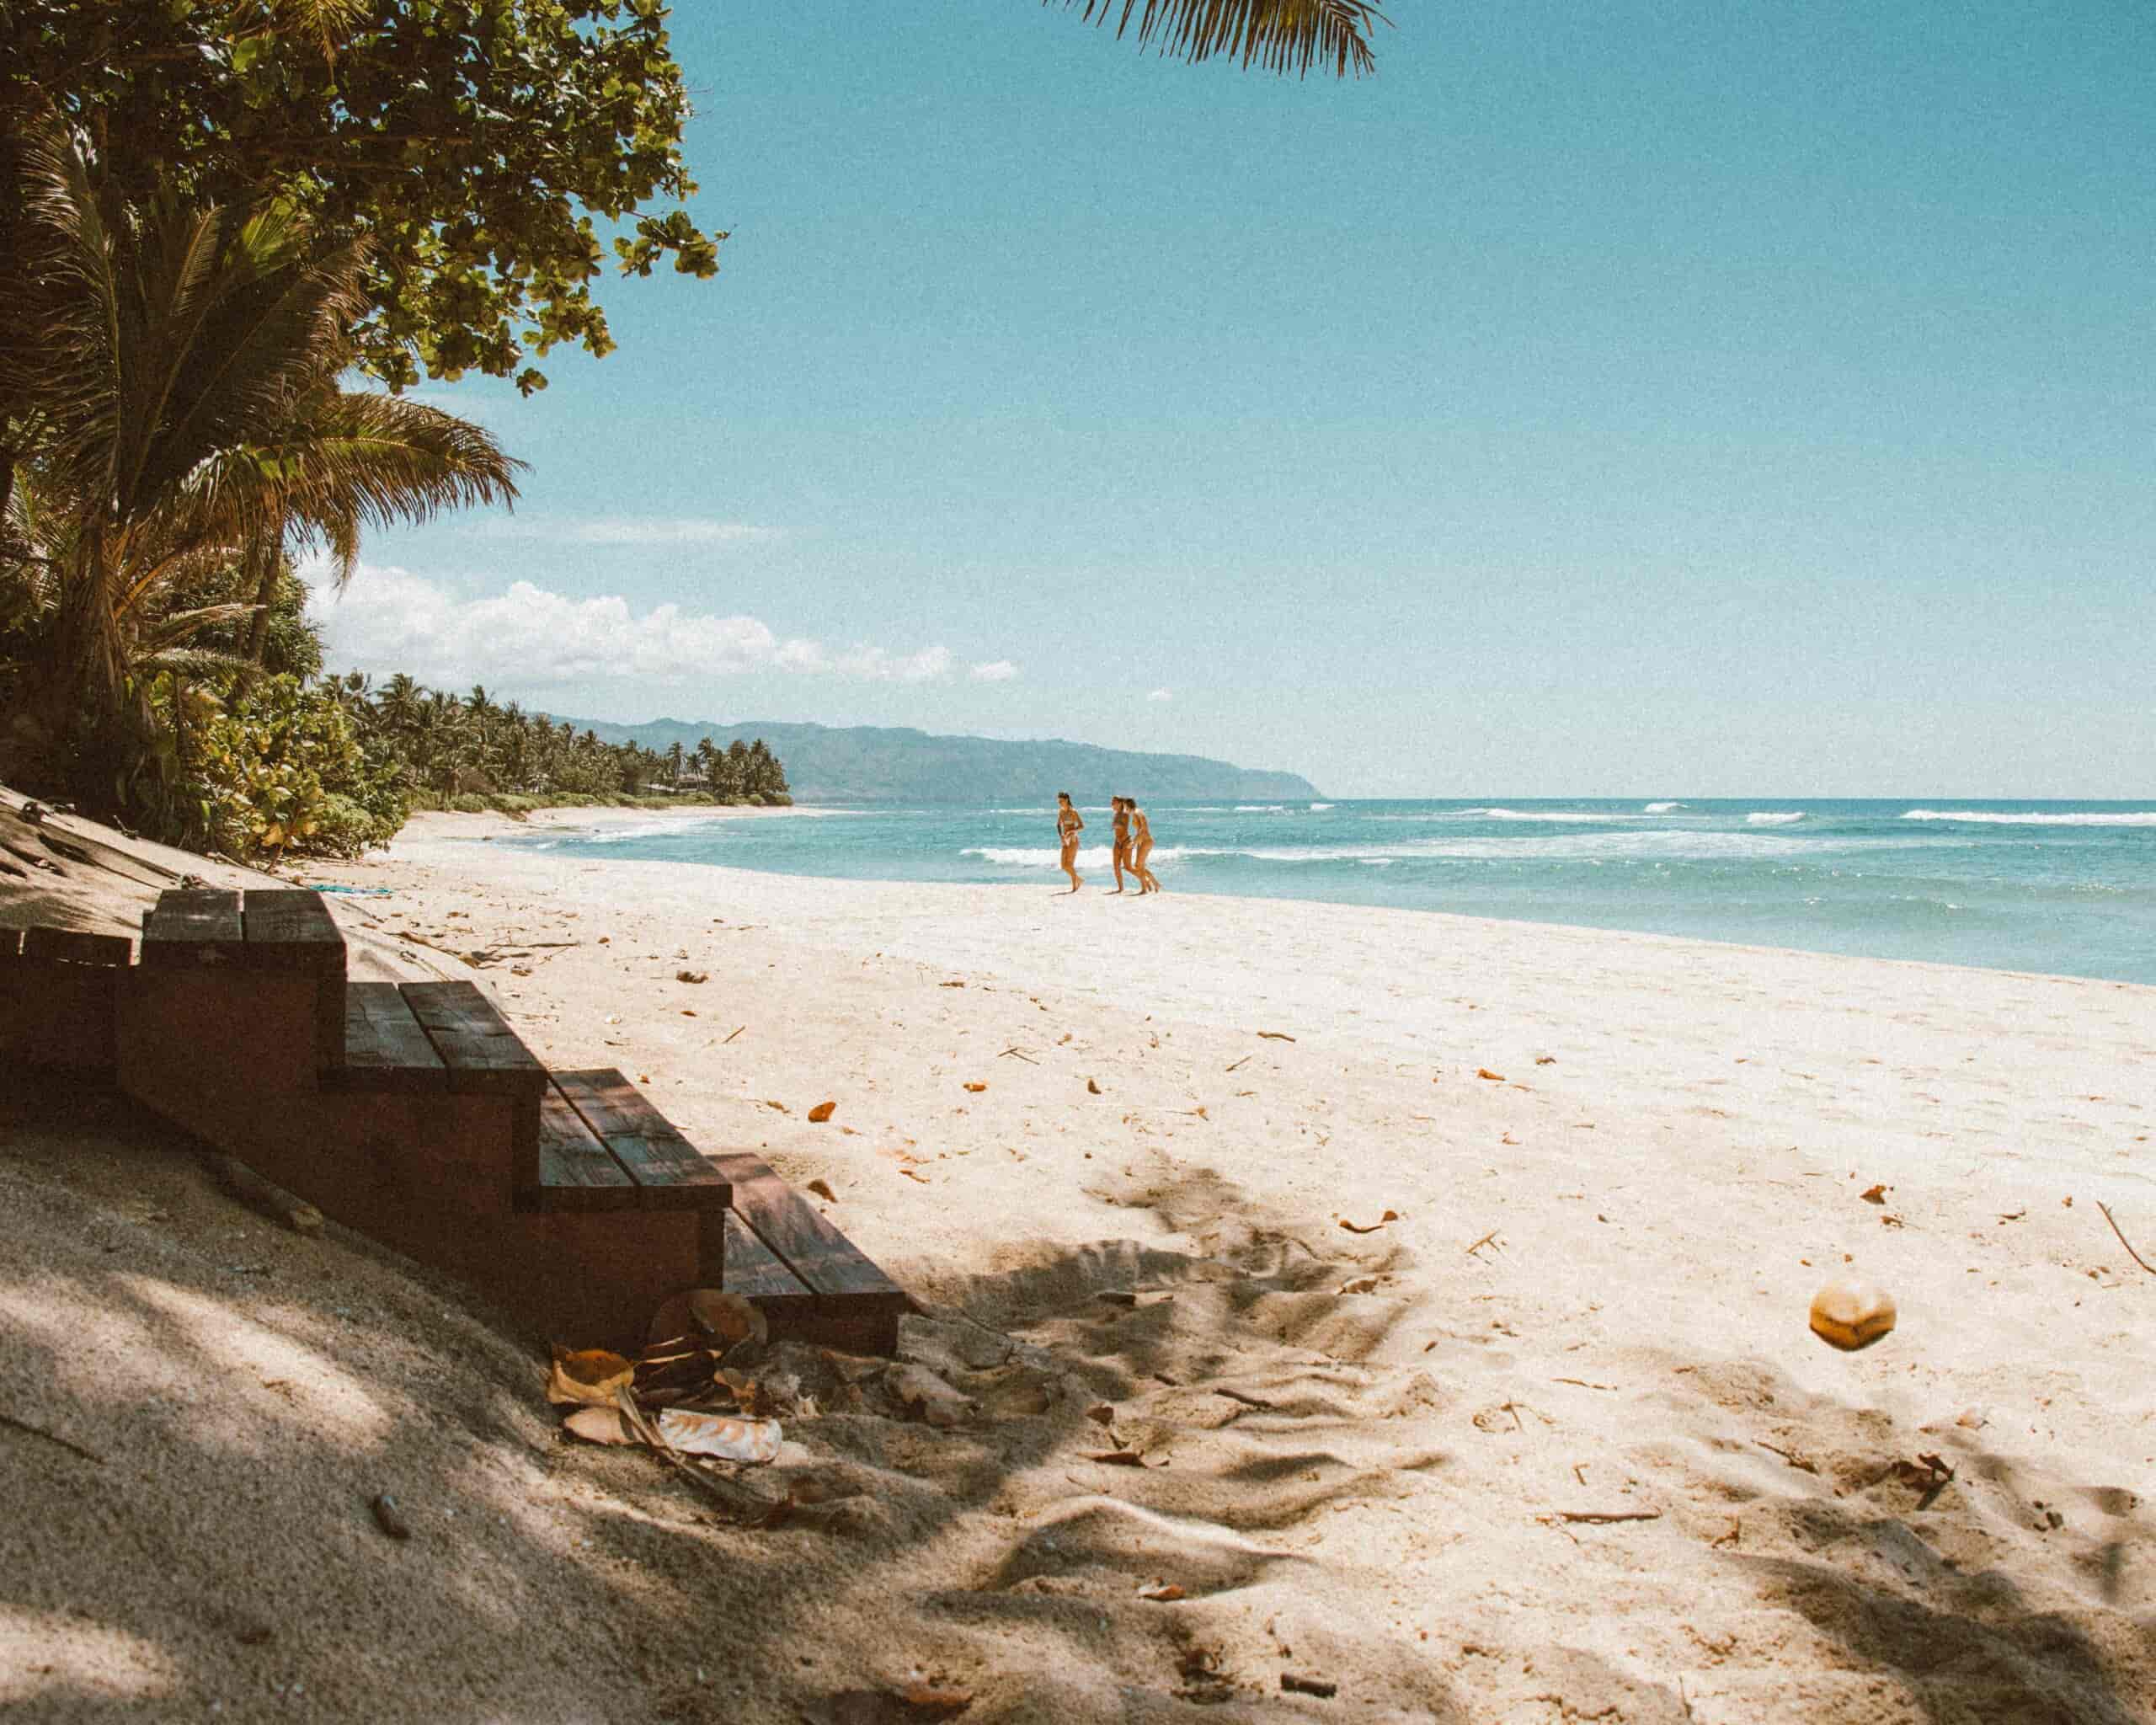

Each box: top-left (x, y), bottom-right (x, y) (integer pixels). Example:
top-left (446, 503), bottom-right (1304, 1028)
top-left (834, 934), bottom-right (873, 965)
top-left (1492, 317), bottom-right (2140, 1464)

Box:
top-left (4, 797), bottom-right (2154, 1722)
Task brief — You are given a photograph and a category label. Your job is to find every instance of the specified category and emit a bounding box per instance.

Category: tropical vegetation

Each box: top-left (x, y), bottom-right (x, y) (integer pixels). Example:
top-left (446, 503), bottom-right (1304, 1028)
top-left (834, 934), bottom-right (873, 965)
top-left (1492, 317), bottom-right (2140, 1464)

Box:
top-left (339, 674), bottom-right (790, 814)
top-left (0, 0), bottom-right (1376, 858)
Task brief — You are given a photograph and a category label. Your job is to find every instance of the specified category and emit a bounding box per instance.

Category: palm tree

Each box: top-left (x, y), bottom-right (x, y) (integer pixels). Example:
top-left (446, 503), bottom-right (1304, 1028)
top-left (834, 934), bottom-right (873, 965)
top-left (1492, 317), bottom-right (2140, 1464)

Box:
top-left (0, 119), bottom-right (520, 795)
top-left (1053, 0), bottom-right (1386, 77)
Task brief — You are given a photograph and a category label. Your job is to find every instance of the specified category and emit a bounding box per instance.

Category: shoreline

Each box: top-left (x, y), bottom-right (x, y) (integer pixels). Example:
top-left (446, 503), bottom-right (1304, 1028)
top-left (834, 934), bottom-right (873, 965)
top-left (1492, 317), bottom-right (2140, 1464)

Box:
top-left (392, 799), bottom-right (808, 847)
top-left (388, 810), bottom-right (2156, 998)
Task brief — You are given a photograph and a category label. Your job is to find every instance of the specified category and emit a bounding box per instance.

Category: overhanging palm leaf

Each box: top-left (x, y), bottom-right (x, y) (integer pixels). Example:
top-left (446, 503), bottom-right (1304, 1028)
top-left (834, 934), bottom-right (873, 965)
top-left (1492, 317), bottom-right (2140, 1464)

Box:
top-left (1051, 0), bottom-right (1389, 77)
top-left (0, 116), bottom-right (520, 793)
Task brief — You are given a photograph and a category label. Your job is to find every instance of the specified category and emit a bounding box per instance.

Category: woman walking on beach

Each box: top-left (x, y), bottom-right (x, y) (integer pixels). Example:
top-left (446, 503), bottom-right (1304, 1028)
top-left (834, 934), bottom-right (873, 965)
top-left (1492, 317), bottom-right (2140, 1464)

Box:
top-left (1055, 792), bottom-right (1084, 894)
top-left (1109, 797), bottom-right (1132, 893)
top-left (1129, 796), bottom-right (1160, 894)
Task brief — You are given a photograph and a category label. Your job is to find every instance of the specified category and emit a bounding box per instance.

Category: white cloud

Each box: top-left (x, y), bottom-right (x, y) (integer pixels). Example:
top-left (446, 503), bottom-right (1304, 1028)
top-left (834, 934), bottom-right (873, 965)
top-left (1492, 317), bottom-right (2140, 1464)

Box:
top-left (464, 515), bottom-right (782, 547)
top-left (310, 563), bottom-right (968, 691)
top-left (1146, 687), bottom-right (1173, 702)
top-left (568, 518), bottom-right (782, 547)
top-left (970, 660), bottom-right (1019, 682)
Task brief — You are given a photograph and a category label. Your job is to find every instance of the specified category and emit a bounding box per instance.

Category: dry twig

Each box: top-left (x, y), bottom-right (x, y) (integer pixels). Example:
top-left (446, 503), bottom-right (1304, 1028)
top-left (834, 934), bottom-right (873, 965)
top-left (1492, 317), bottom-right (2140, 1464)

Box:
top-left (0, 1411), bottom-right (103, 1464)
top-left (2097, 1202), bottom-right (2156, 1276)
top-left (1549, 1509), bottom-right (1662, 1525)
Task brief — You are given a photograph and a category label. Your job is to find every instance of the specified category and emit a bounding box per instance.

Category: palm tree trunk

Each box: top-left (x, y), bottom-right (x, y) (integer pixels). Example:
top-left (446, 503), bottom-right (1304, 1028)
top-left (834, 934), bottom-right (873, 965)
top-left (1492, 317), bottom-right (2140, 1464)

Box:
top-left (230, 530), bottom-right (283, 699)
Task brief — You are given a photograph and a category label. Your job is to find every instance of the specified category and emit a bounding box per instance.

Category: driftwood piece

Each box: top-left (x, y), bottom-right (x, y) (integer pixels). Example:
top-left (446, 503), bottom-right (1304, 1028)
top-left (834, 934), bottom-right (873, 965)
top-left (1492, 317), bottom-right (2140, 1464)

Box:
top-left (201, 1153), bottom-right (323, 1235)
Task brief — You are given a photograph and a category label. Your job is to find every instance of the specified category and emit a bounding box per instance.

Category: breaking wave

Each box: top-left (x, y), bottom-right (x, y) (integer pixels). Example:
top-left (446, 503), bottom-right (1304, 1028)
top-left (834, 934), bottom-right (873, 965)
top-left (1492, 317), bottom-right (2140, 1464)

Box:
top-left (1644, 801), bottom-right (1684, 813)
top-left (1745, 811), bottom-right (1805, 825)
top-left (1902, 809), bottom-right (2156, 827)
top-left (1462, 808), bottom-right (1640, 823)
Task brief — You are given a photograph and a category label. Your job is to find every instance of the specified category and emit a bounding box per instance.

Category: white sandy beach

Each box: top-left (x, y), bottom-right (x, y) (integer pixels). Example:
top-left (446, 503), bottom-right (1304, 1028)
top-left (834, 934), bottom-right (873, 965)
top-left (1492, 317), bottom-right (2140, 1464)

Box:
top-left (6, 799), bottom-right (2155, 1722)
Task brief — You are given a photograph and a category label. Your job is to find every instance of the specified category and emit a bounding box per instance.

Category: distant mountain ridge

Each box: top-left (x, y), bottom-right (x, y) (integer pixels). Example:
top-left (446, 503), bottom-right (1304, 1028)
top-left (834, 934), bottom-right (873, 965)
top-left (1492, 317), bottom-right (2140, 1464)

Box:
top-left (542, 717), bottom-right (1321, 805)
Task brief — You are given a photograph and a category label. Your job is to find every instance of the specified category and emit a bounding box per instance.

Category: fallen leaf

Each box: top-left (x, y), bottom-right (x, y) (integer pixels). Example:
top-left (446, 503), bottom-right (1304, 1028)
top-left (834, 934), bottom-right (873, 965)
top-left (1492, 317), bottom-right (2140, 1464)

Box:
top-left (1476, 1068), bottom-right (1506, 1081)
top-left (1535, 1055), bottom-right (1557, 1065)
top-left (1137, 1581), bottom-right (1186, 1602)
top-left (1084, 1450), bottom-right (1154, 1467)
top-left (1085, 1402), bottom-right (1117, 1426)
top-left (939, 980), bottom-right (966, 988)
top-left (1095, 1290), bottom-right (1139, 1308)
top-left (1339, 1275), bottom-right (1381, 1295)
top-left (563, 1405), bottom-right (637, 1445)
top-left (675, 969), bottom-right (707, 984)
top-left (1086, 1078), bottom-right (1102, 1095)
top-left (765, 1099), bottom-right (789, 1113)
top-left (688, 1288), bottom-right (770, 1348)
top-left (807, 1178), bottom-right (838, 1203)
top-left (1860, 1184), bottom-right (1888, 1204)
top-left (1338, 1210), bottom-right (1400, 1234)
top-left (547, 1346), bottom-right (634, 1407)
top-left (808, 1100), bottom-right (837, 1124)
top-left (963, 1081), bottom-right (987, 1093)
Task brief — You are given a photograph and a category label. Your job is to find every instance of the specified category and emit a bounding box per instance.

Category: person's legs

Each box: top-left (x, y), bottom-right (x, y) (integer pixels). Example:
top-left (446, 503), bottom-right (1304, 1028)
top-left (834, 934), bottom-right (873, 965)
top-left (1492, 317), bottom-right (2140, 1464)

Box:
top-left (1063, 841), bottom-right (1082, 892)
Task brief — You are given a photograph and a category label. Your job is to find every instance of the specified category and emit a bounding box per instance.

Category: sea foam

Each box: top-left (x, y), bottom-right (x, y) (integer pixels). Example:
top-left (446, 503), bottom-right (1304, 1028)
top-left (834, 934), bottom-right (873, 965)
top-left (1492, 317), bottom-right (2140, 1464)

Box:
top-left (1902, 809), bottom-right (2156, 827)
top-left (1745, 811), bottom-right (1805, 825)
top-left (1644, 801), bottom-right (1684, 814)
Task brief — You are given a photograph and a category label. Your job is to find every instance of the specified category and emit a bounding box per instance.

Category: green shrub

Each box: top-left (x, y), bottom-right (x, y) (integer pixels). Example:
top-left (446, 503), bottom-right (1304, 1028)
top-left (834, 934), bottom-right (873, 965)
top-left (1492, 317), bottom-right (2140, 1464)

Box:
top-left (195, 676), bottom-right (408, 857)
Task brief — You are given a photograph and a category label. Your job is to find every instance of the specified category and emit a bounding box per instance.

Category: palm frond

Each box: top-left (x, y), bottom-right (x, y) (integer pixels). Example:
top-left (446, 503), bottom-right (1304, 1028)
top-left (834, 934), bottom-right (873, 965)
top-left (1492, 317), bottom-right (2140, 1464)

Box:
top-left (1051, 0), bottom-right (1387, 77)
top-left (139, 602), bottom-right (264, 653)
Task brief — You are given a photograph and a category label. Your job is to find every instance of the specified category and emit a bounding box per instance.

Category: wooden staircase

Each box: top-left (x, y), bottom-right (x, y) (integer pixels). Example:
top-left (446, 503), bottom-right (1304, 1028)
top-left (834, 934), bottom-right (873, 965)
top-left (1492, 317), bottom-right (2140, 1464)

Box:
top-left (2, 888), bottom-right (912, 1354)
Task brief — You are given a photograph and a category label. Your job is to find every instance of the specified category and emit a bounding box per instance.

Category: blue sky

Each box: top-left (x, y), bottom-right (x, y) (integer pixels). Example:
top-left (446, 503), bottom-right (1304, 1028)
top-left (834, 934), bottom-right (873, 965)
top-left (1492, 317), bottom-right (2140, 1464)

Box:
top-left (318, 1), bottom-right (2156, 798)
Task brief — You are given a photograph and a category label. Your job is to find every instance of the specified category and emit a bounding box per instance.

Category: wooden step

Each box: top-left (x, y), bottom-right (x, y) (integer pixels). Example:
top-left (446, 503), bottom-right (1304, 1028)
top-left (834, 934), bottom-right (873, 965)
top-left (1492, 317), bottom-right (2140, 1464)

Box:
top-left (398, 981), bottom-right (547, 1176)
top-left (712, 1148), bottom-right (913, 1354)
top-left (329, 980), bottom-right (449, 1090)
top-left (136, 887), bottom-right (346, 1071)
top-left (542, 1070), bottom-right (732, 1209)
top-left (0, 921), bottom-right (130, 1068)
top-left (242, 889), bottom-right (345, 1068)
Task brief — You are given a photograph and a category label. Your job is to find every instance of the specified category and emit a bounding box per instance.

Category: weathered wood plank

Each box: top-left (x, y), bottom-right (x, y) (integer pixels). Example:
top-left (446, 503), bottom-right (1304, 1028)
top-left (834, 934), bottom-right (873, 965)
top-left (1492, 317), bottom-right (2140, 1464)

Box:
top-left (551, 1069), bottom-right (731, 1208)
top-left (399, 982), bottom-right (547, 1092)
top-left (720, 1210), bottom-right (815, 1306)
top-left (531, 1084), bottom-right (636, 1210)
top-left (141, 889), bottom-right (243, 962)
top-left (710, 1149), bottom-right (910, 1307)
top-left (242, 890), bottom-right (344, 961)
top-left (331, 982), bottom-right (448, 1090)
top-left (243, 891), bottom-right (346, 1068)
top-left (20, 926), bottom-right (131, 967)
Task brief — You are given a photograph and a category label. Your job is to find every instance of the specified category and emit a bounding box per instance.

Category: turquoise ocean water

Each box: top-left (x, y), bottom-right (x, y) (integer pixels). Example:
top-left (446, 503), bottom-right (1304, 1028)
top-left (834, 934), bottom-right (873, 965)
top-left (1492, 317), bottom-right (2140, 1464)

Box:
top-left (509, 800), bottom-right (2156, 986)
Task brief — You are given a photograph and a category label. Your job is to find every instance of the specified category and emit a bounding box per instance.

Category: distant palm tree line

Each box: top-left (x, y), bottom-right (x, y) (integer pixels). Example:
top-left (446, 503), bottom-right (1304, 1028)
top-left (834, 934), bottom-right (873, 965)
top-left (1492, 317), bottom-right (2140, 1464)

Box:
top-left (331, 672), bottom-right (788, 806)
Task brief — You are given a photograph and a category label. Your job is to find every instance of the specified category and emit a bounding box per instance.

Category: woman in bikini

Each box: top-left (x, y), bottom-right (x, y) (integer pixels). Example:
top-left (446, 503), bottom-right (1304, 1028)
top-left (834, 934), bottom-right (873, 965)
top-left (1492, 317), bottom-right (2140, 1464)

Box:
top-left (1055, 791), bottom-right (1084, 893)
top-left (1109, 797), bottom-right (1131, 893)
top-left (1129, 796), bottom-right (1161, 894)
